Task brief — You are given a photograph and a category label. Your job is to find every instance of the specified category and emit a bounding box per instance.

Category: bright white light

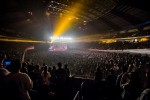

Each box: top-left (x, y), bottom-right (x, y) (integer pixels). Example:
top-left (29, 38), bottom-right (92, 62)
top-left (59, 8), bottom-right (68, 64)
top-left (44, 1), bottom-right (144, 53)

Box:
top-left (50, 36), bottom-right (73, 41)
top-left (65, 37), bottom-right (72, 40)
top-left (60, 37), bottom-right (63, 39)
top-left (135, 39), bottom-right (138, 42)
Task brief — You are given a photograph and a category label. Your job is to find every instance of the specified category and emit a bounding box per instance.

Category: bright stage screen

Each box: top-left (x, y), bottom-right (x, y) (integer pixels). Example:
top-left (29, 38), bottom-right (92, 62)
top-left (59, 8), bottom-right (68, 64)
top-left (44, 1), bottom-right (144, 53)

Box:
top-left (49, 43), bottom-right (68, 51)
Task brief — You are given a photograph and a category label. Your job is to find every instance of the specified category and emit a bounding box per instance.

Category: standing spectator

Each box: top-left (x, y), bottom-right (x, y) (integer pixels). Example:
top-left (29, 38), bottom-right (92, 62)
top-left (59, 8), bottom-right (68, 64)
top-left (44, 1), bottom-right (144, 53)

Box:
top-left (20, 62), bottom-right (28, 74)
top-left (64, 64), bottom-right (70, 78)
top-left (0, 63), bottom-right (10, 100)
top-left (51, 66), bottom-right (56, 83)
top-left (55, 62), bottom-right (67, 84)
top-left (55, 62), bottom-right (68, 100)
top-left (106, 68), bottom-right (117, 100)
top-left (94, 66), bottom-right (102, 83)
top-left (94, 66), bottom-right (103, 99)
top-left (6, 59), bottom-right (33, 100)
top-left (41, 65), bottom-right (51, 85)
top-left (139, 64), bottom-right (150, 100)
top-left (32, 64), bottom-right (42, 89)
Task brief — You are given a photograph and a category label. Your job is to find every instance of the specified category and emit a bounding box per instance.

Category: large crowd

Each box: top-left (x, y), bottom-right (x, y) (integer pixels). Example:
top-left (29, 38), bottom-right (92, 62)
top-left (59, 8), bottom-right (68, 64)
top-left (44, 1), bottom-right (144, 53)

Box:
top-left (72, 40), bottom-right (150, 50)
top-left (0, 42), bottom-right (150, 100)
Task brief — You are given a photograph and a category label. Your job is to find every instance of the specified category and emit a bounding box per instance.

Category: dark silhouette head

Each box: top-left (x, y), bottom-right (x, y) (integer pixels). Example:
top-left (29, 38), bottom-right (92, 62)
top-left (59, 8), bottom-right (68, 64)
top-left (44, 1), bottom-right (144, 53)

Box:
top-left (57, 62), bottom-right (62, 68)
top-left (35, 64), bottom-right (40, 70)
top-left (122, 66), bottom-right (128, 73)
top-left (52, 66), bottom-right (56, 70)
top-left (64, 64), bottom-right (68, 69)
top-left (110, 68), bottom-right (115, 75)
top-left (44, 65), bottom-right (48, 72)
top-left (22, 62), bottom-right (27, 68)
top-left (11, 59), bottom-right (22, 72)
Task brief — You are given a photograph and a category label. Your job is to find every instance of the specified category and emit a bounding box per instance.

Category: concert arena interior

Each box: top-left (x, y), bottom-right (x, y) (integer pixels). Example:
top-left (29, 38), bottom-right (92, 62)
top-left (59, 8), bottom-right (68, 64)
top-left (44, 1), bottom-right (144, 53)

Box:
top-left (0, 0), bottom-right (150, 100)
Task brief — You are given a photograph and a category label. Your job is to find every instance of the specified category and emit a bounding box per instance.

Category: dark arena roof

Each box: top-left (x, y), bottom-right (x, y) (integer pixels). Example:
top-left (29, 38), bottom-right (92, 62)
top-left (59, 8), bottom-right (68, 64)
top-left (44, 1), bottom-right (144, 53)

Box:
top-left (0, 0), bottom-right (150, 40)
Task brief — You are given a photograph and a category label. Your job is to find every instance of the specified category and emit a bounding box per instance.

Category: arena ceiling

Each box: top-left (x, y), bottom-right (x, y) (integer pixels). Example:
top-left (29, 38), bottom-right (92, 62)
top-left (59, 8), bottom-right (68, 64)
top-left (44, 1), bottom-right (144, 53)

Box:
top-left (0, 0), bottom-right (150, 41)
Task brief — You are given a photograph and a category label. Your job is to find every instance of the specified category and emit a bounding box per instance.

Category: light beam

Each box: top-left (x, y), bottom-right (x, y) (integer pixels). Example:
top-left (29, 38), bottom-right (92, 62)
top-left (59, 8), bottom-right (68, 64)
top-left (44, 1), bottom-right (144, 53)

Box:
top-left (52, 1), bottom-right (83, 42)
